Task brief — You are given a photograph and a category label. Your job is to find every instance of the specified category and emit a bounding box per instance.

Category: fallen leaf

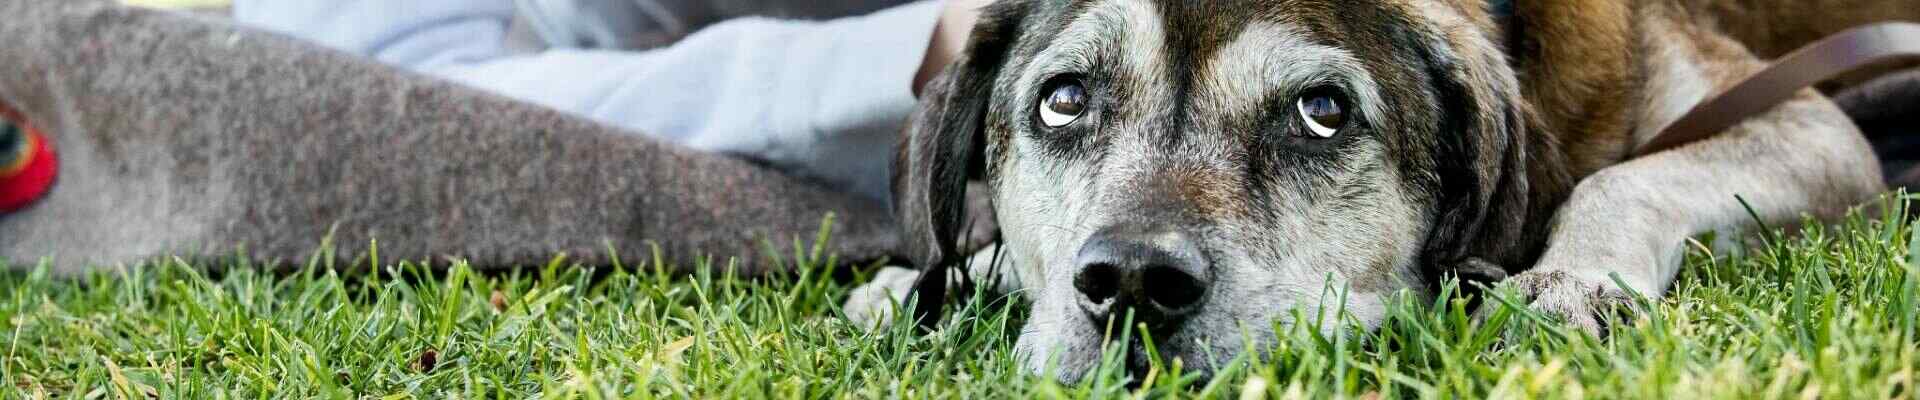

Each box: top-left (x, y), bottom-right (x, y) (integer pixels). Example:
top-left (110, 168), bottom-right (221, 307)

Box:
top-left (658, 337), bottom-right (695, 364)
top-left (412, 349), bottom-right (438, 373)
top-left (490, 290), bottom-right (508, 312)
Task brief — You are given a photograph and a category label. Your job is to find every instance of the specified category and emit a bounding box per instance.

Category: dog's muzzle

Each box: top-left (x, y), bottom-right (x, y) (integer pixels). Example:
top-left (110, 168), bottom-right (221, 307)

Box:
top-left (1072, 224), bottom-right (1214, 334)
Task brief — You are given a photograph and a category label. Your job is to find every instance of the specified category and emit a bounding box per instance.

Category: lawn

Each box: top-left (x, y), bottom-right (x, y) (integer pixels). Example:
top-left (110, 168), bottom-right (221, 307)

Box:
top-left (5, 199), bottom-right (1920, 399)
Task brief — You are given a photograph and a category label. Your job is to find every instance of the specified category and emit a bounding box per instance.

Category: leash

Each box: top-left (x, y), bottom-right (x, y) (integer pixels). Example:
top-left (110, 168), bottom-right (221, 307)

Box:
top-left (1635, 22), bottom-right (1920, 157)
top-left (0, 104), bottom-right (56, 213)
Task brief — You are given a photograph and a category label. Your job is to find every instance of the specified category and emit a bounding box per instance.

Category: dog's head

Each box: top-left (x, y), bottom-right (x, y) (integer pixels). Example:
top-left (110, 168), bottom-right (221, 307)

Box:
top-left (896, 0), bottom-right (1531, 381)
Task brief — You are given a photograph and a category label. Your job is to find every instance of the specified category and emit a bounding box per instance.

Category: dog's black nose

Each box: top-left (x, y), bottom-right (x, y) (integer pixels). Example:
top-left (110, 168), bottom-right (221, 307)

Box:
top-left (1072, 226), bottom-right (1212, 330)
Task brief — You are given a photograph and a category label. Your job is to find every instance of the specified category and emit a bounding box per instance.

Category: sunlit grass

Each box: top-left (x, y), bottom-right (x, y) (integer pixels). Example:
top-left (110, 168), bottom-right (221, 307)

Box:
top-left (4, 197), bottom-right (1919, 398)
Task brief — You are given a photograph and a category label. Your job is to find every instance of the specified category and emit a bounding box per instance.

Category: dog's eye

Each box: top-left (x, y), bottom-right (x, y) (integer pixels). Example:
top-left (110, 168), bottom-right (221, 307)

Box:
top-left (1039, 81), bottom-right (1088, 127)
top-left (1295, 90), bottom-right (1348, 138)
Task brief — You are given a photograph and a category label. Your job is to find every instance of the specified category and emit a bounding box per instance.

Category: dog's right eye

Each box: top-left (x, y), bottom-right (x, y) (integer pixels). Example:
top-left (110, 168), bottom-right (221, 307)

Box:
top-left (1038, 80), bottom-right (1088, 128)
top-left (1295, 88), bottom-right (1349, 138)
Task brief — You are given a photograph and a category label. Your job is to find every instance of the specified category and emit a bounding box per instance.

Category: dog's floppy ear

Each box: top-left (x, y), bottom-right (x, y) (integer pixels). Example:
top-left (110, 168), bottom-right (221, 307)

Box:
top-left (894, 1), bottom-right (1030, 323)
top-left (1416, 26), bottom-right (1535, 287)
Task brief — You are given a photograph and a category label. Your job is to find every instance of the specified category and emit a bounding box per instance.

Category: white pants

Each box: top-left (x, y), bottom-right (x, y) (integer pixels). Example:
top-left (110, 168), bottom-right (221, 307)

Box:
top-left (233, 0), bottom-right (942, 201)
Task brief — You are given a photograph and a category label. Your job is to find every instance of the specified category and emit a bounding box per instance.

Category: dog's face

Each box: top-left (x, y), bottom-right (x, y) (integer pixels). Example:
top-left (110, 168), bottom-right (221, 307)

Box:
top-left (895, 0), bottom-right (1529, 381)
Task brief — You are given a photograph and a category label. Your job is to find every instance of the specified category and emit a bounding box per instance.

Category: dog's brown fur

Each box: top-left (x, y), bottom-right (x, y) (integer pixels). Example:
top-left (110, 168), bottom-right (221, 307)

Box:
top-left (1512, 0), bottom-right (1920, 168)
top-left (1523, 0), bottom-right (1918, 154)
top-left (1464, 0), bottom-right (1915, 264)
top-left (1694, 0), bottom-right (1920, 59)
top-left (1458, 0), bottom-right (1896, 332)
top-left (860, 0), bottom-right (1901, 379)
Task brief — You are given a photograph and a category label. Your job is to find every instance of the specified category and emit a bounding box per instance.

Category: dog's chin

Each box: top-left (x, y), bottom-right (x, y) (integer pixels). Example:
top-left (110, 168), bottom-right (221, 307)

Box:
top-left (1013, 292), bottom-right (1401, 384)
top-left (1011, 305), bottom-right (1250, 384)
top-left (1015, 326), bottom-right (1245, 384)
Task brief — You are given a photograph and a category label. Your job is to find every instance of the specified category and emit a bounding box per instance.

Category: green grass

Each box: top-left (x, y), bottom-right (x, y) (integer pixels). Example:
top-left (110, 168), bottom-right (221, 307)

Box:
top-left (5, 199), bottom-right (1920, 399)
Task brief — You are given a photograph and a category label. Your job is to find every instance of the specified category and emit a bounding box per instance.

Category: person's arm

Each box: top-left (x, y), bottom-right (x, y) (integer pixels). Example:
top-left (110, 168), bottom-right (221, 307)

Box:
top-left (915, 0), bottom-right (991, 97)
top-left (234, 0), bottom-right (951, 201)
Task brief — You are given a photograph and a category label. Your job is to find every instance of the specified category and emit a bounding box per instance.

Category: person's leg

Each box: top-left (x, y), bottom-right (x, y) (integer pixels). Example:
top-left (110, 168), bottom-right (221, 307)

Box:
top-left (0, 1), bottom-right (906, 273)
top-left (512, 0), bottom-right (916, 51)
top-left (232, 0), bottom-right (520, 70)
top-left (233, 0), bottom-right (943, 201)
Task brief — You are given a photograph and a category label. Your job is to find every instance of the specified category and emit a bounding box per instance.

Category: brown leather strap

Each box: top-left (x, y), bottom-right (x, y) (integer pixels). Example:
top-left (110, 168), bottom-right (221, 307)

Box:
top-left (1635, 22), bottom-right (1920, 157)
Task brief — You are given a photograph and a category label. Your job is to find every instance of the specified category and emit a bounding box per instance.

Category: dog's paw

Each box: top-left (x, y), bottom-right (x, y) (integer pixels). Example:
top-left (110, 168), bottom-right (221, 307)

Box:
top-left (843, 266), bottom-right (922, 331)
top-left (842, 246), bottom-right (1017, 331)
top-left (1495, 270), bottom-right (1642, 336)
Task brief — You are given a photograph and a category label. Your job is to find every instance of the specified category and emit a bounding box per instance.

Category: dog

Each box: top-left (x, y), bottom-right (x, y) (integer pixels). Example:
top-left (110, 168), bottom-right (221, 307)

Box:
top-left (847, 0), bottom-right (1914, 382)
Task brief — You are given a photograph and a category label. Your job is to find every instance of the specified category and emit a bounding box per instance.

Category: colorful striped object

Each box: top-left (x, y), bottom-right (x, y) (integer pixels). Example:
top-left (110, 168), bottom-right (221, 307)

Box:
top-left (0, 116), bottom-right (56, 213)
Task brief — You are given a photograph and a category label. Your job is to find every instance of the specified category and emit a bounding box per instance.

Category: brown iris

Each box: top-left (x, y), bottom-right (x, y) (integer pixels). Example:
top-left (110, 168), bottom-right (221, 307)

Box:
top-left (1296, 90), bottom-right (1348, 138)
top-left (1039, 81), bottom-right (1088, 127)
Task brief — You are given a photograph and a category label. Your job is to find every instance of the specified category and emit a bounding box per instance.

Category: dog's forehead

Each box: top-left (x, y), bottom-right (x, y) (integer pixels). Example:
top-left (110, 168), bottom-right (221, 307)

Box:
top-left (1016, 0), bottom-right (1413, 135)
top-left (1032, 0), bottom-right (1434, 56)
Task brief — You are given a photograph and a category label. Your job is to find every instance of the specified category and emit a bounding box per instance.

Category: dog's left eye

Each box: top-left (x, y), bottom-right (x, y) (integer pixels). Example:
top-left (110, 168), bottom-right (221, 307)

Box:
top-left (1038, 80), bottom-right (1089, 128)
top-left (1295, 90), bottom-right (1349, 138)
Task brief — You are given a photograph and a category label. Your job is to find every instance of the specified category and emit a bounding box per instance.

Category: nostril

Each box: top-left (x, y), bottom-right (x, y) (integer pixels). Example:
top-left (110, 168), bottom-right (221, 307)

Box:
top-left (1075, 262), bottom-right (1121, 304)
top-left (1142, 265), bottom-right (1206, 309)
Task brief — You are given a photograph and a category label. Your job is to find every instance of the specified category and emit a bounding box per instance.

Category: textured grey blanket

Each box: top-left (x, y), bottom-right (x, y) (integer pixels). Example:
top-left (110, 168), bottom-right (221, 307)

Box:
top-left (0, 0), bottom-right (908, 274)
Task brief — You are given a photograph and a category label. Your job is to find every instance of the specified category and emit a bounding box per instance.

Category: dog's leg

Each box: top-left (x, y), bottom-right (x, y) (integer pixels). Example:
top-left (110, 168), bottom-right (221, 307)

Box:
top-left (1510, 13), bottom-right (1885, 333)
top-left (844, 244), bottom-right (1022, 329)
top-left (845, 179), bottom-right (1001, 329)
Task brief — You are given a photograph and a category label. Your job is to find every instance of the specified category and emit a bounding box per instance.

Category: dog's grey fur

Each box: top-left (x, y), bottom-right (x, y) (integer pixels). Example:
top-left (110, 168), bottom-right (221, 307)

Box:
top-left (856, 0), bottom-right (1894, 382)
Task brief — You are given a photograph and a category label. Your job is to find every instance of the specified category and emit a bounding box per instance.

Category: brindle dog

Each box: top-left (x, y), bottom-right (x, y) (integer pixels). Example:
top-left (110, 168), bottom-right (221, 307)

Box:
top-left (849, 0), bottom-right (1914, 382)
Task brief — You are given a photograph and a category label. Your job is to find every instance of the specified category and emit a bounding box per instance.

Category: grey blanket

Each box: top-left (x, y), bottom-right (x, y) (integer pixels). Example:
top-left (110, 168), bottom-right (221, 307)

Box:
top-left (0, 0), bottom-right (909, 275)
